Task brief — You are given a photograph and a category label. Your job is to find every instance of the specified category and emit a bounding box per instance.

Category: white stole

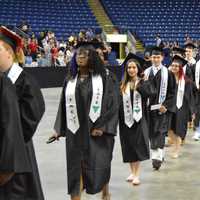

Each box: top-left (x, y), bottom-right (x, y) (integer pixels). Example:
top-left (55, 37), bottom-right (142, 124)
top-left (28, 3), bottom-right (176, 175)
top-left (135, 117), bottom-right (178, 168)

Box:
top-left (123, 81), bottom-right (142, 128)
top-left (65, 76), bottom-right (80, 134)
top-left (176, 76), bottom-right (185, 109)
top-left (144, 65), bottom-right (168, 104)
top-left (89, 75), bottom-right (103, 122)
top-left (187, 57), bottom-right (196, 65)
top-left (195, 60), bottom-right (200, 89)
top-left (183, 65), bottom-right (187, 75)
top-left (7, 63), bottom-right (23, 84)
top-left (65, 74), bottom-right (103, 134)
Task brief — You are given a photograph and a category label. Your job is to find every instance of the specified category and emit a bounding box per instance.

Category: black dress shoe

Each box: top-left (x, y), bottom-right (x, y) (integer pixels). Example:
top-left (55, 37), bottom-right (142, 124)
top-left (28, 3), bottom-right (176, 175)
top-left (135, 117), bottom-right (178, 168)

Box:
top-left (152, 159), bottom-right (162, 170)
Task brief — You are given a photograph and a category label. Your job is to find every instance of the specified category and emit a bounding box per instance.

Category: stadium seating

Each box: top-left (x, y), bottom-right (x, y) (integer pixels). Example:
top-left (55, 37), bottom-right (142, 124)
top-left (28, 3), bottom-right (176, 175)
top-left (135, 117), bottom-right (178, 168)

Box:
top-left (0, 0), bottom-right (100, 40)
top-left (101, 0), bottom-right (200, 45)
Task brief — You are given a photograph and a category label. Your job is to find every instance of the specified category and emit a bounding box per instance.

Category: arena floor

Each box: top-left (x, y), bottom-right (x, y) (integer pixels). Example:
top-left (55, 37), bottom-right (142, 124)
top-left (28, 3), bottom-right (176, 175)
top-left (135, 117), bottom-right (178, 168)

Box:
top-left (34, 88), bottom-right (200, 200)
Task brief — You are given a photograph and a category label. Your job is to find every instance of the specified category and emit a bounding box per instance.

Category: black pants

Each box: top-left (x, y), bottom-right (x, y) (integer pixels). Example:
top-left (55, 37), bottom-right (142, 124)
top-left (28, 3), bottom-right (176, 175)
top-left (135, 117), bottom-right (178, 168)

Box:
top-left (150, 131), bottom-right (166, 149)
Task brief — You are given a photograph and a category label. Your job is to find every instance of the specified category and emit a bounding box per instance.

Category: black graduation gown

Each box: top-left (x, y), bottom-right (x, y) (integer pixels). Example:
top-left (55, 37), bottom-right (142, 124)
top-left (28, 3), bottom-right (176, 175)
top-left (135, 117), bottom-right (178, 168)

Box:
top-left (171, 81), bottom-right (195, 139)
top-left (54, 72), bottom-right (119, 195)
top-left (189, 63), bottom-right (200, 127)
top-left (184, 64), bottom-right (193, 80)
top-left (0, 74), bottom-right (30, 173)
top-left (0, 75), bottom-right (31, 199)
top-left (147, 67), bottom-right (176, 148)
top-left (119, 80), bottom-right (156, 162)
top-left (7, 70), bottom-right (45, 200)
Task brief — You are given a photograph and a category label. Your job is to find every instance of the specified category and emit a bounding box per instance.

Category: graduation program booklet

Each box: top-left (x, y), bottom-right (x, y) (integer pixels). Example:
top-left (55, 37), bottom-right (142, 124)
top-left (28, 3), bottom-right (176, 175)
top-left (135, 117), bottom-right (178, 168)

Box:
top-left (150, 104), bottom-right (161, 111)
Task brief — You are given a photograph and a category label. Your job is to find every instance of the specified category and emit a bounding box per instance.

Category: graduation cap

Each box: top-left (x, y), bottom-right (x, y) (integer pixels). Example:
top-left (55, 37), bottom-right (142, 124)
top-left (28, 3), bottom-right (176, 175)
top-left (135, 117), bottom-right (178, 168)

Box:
top-left (75, 41), bottom-right (104, 50)
top-left (0, 26), bottom-right (23, 52)
top-left (171, 55), bottom-right (188, 66)
top-left (172, 47), bottom-right (186, 56)
top-left (144, 46), bottom-right (153, 58)
top-left (184, 43), bottom-right (196, 49)
top-left (121, 53), bottom-right (145, 77)
top-left (151, 46), bottom-right (163, 56)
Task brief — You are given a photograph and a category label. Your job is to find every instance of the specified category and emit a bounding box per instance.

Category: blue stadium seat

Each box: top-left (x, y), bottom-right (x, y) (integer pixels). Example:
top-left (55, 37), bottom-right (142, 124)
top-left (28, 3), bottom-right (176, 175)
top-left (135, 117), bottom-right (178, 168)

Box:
top-left (0, 0), bottom-right (100, 40)
top-left (101, 0), bottom-right (200, 45)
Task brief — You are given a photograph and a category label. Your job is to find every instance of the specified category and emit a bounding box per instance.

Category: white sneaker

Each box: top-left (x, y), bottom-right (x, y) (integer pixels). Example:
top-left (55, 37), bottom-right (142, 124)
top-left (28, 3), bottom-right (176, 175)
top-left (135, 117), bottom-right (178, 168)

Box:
top-left (192, 132), bottom-right (200, 141)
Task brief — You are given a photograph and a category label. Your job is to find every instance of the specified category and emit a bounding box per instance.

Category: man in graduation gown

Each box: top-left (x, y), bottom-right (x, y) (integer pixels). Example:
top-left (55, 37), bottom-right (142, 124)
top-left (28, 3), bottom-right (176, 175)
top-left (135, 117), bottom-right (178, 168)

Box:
top-left (0, 26), bottom-right (45, 200)
top-left (144, 47), bottom-right (176, 170)
top-left (52, 44), bottom-right (119, 200)
top-left (186, 46), bottom-right (200, 141)
top-left (184, 43), bottom-right (200, 141)
top-left (0, 73), bottom-right (31, 199)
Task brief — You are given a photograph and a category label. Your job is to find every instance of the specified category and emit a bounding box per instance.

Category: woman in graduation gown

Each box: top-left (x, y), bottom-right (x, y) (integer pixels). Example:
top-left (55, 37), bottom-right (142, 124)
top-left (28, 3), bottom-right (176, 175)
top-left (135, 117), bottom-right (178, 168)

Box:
top-left (119, 53), bottom-right (156, 185)
top-left (167, 47), bottom-right (193, 146)
top-left (168, 55), bottom-right (195, 158)
top-left (0, 26), bottom-right (45, 200)
top-left (0, 74), bottom-right (31, 198)
top-left (52, 44), bottom-right (119, 200)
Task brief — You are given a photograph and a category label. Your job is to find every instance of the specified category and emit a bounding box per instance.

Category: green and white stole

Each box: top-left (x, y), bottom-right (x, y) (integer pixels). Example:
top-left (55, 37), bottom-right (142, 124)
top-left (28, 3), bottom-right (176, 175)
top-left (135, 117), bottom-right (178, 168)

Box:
top-left (65, 75), bottom-right (103, 134)
top-left (176, 75), bottom-right (185, 109)
top-left (195, 60), bottom-right (200, 89)
top-left (123, 80), bottom-right (142, 128)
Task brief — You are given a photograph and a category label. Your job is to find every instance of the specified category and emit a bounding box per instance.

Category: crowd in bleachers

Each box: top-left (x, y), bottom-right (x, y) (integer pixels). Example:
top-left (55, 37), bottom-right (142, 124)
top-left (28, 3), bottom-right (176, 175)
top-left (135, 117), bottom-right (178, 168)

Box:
top-left (15, 21), bottom-right (119, 67)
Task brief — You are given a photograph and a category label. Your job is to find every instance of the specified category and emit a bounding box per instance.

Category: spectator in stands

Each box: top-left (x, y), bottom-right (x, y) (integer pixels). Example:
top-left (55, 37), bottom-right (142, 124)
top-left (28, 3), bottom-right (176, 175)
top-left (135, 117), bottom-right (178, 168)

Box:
top-left (18, 19), bottom-right (30, 34)
top-left (184, 34), bottom-right (193, 46)
top-left (59, 38), bottom-right (67, 49)
top-left (55, 48), bottom-right (66, 67)
top-left (38, 31), bottom-right (46, 49)
top-left (156, 34), bottom-right (162, 47)
top-left (107, 46), bottom-right (118, 66)
top-left (65, 46), bottom-right (73, 64)
top-left (86, 28), bottom-right (94, 41)
top-left (28, 36), bottom-right (38, 61)
top-left (37, 50), bottom-right (49, 67)
top-left (173, 41), bottom-right (179, 48)
top-left (25, 49), bottom-right (33, 67)
top-left (50, 41), bottom-right (59, 66)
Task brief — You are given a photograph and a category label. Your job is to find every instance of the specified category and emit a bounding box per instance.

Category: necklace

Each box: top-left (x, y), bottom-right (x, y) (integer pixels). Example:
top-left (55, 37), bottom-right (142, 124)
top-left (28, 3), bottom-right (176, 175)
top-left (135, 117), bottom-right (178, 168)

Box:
top-left (79, 74), bottom-right (89, 82)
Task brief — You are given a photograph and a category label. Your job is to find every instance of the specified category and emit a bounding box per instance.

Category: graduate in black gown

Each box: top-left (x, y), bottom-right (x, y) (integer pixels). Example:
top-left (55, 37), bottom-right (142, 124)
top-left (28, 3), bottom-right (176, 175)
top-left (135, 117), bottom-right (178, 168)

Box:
top-left (0, 26), bottom-right (45, 200)
top-left (0, 74), bottom-right (31, 198)
top-left (166, 47), bottom-right (194, 146)
top-left (171, 47), bottom-right (193, 80)
top-left (51, 44), bottom-right (119, 200)
top-left (168, 55), bottom-right (195, 158)
top-left (185, 43), bottom-right (200, 141)
top-left (144, 47), bottom-right (176, 170)
top-left (119, 53), bottom-right (156, 185)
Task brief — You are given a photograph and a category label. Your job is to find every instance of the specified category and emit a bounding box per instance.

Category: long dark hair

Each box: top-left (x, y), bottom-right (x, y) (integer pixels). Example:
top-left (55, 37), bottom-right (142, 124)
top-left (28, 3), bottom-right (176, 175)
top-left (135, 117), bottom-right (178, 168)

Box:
top-left (69, 46), bottom-right (106, 78)
top-left (120, 59), bottom-right (141, 93)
